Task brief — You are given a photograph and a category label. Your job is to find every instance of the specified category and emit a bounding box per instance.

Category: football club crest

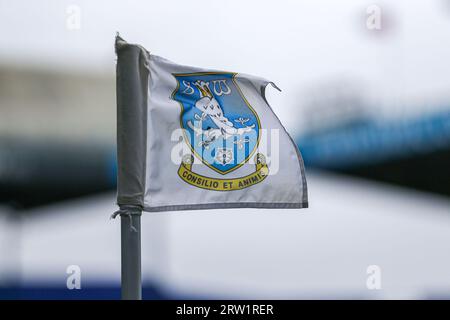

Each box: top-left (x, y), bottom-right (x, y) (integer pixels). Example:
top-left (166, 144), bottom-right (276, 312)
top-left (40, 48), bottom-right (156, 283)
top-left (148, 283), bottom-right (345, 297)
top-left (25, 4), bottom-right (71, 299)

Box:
top-left (172, 72), bottom-right (268, 191)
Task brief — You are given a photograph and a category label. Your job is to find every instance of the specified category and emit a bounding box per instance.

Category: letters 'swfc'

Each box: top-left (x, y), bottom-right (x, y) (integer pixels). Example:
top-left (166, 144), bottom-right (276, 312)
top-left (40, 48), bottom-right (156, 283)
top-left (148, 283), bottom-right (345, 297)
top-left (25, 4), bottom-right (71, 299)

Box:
top-left (115, 35), bottom-right (307, 212)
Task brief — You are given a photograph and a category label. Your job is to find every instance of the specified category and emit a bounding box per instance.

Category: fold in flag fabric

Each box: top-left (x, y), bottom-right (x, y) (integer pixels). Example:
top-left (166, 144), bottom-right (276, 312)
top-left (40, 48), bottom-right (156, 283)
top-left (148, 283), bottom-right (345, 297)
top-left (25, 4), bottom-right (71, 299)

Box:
top-left (115, 35), bottom-right (308, 212)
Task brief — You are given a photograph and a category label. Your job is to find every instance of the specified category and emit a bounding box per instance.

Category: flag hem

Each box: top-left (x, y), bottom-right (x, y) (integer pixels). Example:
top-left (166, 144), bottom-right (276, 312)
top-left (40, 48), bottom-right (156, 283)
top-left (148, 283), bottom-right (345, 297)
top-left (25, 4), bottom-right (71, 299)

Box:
top-left (142, 201), bottom-right (308, 213)
top-left (115, 35), bottom-right (150, 208)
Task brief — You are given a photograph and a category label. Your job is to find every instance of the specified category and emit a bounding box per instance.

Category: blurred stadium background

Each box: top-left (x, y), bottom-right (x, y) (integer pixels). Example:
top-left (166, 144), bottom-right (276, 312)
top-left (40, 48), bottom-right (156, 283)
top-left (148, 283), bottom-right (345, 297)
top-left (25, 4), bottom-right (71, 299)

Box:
top-left (0, 0), bottom-right (449, 299)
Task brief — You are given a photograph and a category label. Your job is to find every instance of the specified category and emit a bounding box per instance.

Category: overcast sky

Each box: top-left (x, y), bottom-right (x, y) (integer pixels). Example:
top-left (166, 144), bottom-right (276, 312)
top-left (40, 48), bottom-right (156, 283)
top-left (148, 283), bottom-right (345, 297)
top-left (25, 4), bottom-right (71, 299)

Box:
top-left (1, 0), bottom-right (449, 132)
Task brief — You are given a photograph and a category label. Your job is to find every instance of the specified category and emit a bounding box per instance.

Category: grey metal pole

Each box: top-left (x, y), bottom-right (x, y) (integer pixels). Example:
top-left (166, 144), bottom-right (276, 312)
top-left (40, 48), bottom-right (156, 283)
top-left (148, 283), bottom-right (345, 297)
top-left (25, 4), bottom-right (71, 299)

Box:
top-left (120, 210), bottom-right (142, 300)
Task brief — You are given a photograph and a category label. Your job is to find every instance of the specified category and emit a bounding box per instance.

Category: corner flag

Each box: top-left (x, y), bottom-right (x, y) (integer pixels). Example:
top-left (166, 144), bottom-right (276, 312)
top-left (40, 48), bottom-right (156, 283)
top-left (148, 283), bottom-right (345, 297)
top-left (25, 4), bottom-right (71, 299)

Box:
top-left (115, 35), bottom-right (308, 212)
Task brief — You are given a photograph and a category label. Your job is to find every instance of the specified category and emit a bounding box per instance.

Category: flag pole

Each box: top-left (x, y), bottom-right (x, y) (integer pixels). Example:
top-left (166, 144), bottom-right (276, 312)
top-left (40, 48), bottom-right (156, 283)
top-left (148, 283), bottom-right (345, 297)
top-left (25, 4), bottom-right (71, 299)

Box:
top-left (114, 33), bottom-right (145, 300)
top-left (118, 207), bottom-right (142, 300)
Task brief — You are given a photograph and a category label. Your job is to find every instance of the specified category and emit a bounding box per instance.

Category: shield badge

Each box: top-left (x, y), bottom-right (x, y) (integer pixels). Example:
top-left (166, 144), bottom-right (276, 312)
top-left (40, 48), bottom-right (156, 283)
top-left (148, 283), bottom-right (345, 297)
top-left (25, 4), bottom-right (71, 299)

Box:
top-left (172, 72), bottom-right (260, 175)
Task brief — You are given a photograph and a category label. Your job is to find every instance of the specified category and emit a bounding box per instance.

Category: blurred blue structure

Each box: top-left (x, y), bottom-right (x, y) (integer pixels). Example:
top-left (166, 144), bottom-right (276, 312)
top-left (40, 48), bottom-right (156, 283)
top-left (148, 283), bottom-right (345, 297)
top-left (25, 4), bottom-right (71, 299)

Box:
top-left (298, 110), bottom-right (450, 169)
top-left (0, 284), bottom-right (166, 300)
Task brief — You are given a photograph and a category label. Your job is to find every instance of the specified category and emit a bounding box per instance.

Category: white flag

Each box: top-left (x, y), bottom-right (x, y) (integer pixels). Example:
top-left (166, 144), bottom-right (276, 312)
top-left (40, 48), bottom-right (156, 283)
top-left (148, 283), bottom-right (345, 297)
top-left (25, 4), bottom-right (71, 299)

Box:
top-left (115, 36), bottom-right (307, 212)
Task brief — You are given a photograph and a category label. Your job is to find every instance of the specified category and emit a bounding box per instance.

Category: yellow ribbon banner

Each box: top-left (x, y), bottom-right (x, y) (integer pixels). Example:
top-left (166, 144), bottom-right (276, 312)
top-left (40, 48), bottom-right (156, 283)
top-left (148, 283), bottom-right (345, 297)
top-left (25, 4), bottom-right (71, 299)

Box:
top-left (178, 154), bottom-right (269, 191)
